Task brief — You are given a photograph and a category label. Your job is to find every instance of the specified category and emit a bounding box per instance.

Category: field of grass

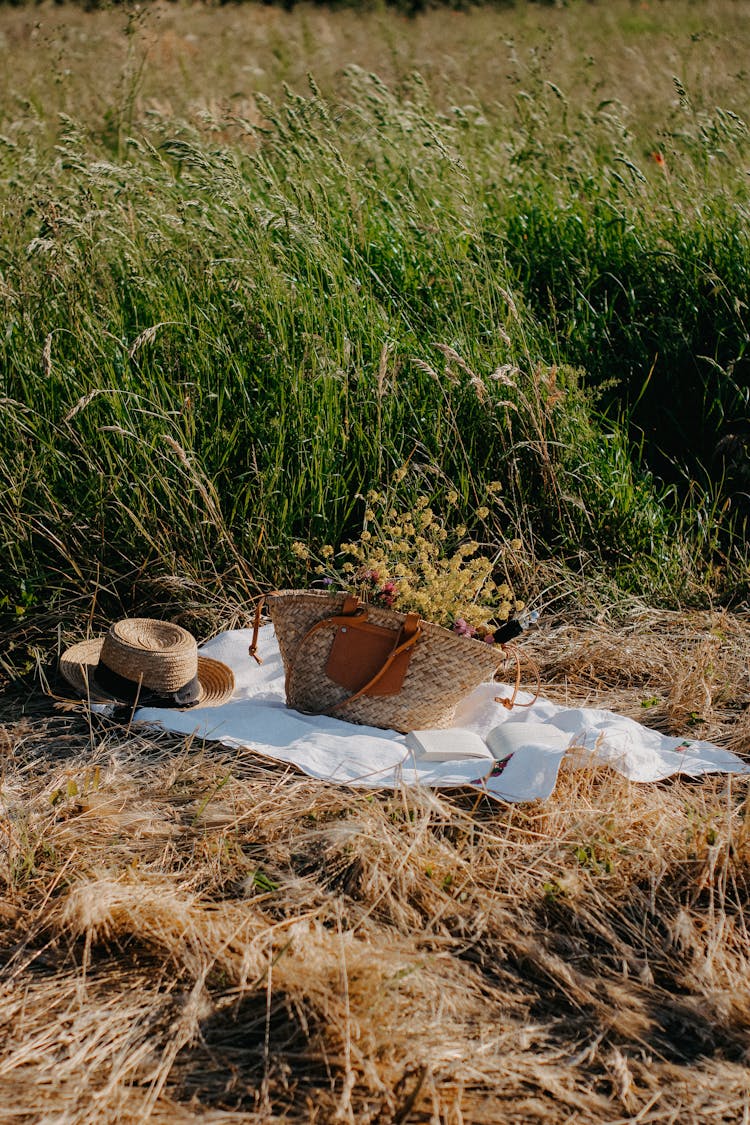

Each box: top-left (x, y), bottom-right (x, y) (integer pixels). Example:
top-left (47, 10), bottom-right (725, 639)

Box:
top-left (3, 0), bottom-right (750, 616)
top-left (3, 2), bottom-right (750, 1121)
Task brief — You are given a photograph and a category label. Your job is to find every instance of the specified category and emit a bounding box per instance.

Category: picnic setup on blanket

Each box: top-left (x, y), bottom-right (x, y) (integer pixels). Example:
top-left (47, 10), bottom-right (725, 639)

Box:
top-left (57, 591), bottom-right (750, 804)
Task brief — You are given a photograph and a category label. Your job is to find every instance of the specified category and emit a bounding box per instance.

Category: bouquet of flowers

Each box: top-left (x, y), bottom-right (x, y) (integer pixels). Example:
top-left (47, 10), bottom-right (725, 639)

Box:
top-left (291, 484), bottom-right (531, 645)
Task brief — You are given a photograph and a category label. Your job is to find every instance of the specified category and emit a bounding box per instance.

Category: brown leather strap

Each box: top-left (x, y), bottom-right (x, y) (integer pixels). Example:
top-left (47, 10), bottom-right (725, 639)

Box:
top-left (328, 613), bottom-right (421, 712)
top-left (287, 608), bottom-right (421, 714)
top-left (249, 595), bottom-right (266, 664)
top-left (494, 643), bottom-right (541, 710)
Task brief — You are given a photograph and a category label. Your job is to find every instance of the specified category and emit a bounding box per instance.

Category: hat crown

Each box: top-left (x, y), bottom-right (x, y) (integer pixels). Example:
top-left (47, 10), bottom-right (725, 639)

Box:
top-left (100, 619), bottom-right (198, 692)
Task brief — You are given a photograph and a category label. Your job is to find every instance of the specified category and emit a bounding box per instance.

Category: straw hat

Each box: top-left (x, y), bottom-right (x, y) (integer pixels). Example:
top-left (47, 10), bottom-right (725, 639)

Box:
top-left (59, 619), bottom-right (234, 709)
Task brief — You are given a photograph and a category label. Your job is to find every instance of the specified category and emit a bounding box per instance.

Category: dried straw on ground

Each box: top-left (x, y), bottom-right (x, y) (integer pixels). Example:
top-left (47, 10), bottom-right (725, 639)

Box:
top-left (1, 607), bottom-right (750, 1123)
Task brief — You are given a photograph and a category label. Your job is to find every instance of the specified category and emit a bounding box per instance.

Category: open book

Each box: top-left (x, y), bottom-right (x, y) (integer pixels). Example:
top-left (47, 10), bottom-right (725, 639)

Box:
top-left (405, 722), bottom-right (572, 762)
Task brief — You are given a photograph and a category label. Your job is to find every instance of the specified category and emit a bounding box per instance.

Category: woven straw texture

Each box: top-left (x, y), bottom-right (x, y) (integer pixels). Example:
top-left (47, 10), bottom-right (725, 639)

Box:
top-left (102, 619), bottom-right (198, 691)
top-left (59, 619), bottom-right (235, 708)
top-left (266, 590), bottom-right (503, 732)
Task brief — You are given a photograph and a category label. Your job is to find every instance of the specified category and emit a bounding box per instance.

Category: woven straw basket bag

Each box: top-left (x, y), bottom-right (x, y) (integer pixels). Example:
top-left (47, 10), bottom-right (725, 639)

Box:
top-left (253, 590), bottom-right (504, 733)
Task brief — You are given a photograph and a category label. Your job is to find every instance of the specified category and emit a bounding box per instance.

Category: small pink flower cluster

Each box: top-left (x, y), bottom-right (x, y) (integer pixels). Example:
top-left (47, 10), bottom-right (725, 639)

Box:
top-left (453, 618), bottom-right (496, 644)
top-left (361, 570), bottom-right (398, 609)
top-left (379, 581), bottom-right (398, 608)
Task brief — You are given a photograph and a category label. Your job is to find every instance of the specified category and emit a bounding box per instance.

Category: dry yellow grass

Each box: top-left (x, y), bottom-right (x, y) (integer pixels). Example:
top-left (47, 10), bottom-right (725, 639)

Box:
top-left (1, 605), bottom-right (750, 1122)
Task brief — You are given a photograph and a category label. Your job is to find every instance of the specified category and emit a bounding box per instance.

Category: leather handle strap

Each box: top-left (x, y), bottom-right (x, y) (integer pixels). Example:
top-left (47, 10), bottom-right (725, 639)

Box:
top-left (328, 613), bottom-right (422, 713)
top-left (285, 608), bottom-right (421, 715)
top-left (249, 596), bottom-right (266, 664)
top-left (494, 642), bottom-right (541, 711)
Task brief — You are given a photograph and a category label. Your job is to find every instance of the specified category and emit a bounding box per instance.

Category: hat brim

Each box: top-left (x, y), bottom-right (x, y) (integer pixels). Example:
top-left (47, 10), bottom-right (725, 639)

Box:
top-left (58, 638), bottom-right (235, 709)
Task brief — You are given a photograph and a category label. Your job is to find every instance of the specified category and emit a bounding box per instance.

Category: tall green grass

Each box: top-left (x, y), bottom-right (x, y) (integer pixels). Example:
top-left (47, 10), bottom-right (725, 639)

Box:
top-left (498, 81), bottom-right (750, 479)
top-left (0, 66), bottom-right (746, 619)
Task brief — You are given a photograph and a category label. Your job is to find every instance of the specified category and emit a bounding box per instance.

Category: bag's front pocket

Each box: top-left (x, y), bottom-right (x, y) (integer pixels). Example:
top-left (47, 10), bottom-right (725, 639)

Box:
top-left (325, 620), bottom-right (412, 697)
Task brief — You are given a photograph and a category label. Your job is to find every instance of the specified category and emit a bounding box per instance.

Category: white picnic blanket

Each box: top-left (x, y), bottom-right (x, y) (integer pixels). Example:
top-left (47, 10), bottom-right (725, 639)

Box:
top-left (129, 626), bottom-right (750, 802)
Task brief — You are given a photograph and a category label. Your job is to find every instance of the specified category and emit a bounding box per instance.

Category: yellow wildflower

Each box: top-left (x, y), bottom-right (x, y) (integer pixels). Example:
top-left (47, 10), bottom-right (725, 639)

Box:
top-left (298, 490), bottom-right (526, 633)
